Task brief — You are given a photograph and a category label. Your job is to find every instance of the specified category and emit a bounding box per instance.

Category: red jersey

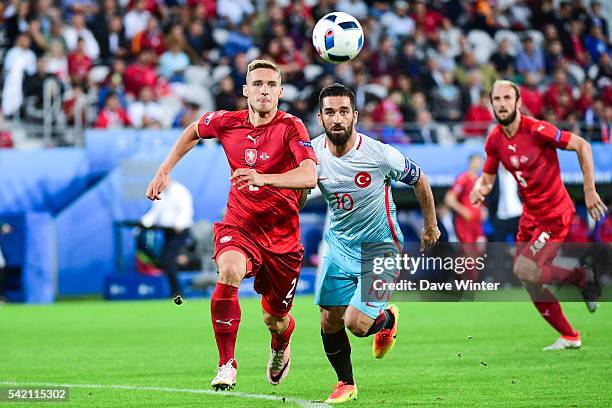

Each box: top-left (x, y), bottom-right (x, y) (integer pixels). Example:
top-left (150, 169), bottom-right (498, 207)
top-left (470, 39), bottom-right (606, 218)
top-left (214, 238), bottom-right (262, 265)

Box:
top-left (450, 171), bottom-right (482, 221)
top-left (196, 109), bottom-right (317, 253)
top-left (483, 115), bottom-right (574, 219)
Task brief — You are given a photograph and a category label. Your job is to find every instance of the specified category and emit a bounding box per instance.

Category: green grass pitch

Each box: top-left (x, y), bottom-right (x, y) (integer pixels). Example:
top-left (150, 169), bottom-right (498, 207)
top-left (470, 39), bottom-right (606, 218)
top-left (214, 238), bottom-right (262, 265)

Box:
top-left (1, 296), bottom-right (611, 407)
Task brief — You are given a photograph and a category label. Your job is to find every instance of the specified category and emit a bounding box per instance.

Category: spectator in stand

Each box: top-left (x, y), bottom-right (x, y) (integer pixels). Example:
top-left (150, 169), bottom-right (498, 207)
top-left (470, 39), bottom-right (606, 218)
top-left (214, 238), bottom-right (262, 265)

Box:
top-left (411, 0), bottom-right (444, 41)
top-left (587, 1), bottom-right (608, 38)
top-left (45, 39), bottom-right (69, 85)
top-left (63, 0), bottom-right (98, 20)
top-left (5, 0), bottom-right (31, 48)
top-left (132, 16), bottom-right (165, 56)
top-left (379, 110), bottom-right (410, 144)
top-left (544, 68), bottom-right (575, 120)
top-left (337, 0), bottom-right (368, 20)
top-left (98, 58), bottom-right (127, 108)
top-left (380, 0), bottom-right (415, 44)
top-left (124, 0), bottom-right (151, 40)
top-left (395, 40), bottom-right (421, 80)
top-left (519, 71), bottom-right (544, 118)
top-left (94, 92), bottom-right (131, 128)
top-left (214, 76), bottom-right (239, 111)
top-left (583, 25), bottom-right (609, 64)
top-left (62, 12), bottom-right (100, 60)
top-left (224, 21), bottom-right (254, 58)
top-left (455, 51), bottom-right (496, 91)
top-left (185, 19), bottom-right (216, 62)
top-left (409, 109), bottom-right (438, 144)
top-left (123, 49), bottom-right (158, 97)
top-left (431, 70), bottom-right (462, 122)
top-left (67, 37), bottom-right (93, 83)
top-left (158, 39), bottom-right (189, 83)
top-left (568, 19), bottom-right (588, 67)
top-left (463, 90), bottom-right (493, 138)
top-left (216, 0), bottom-right (255, 26)
top-left (127, 86), bottom-right (163, 128)
top-left (2, 34), bottom-right (37, 117)
top-left (576, 80), bottom-right (595, 119)
top-left (172, 101), bottom-right (200, 129)
top-left (89, 0), bottom-right (117, 62)
top-left (369, 36), bottom-right (396, 77)
top-left (544, 39), bottom-right (566, 76)
top-left (516, 35), bottom-right (545, 80)
top-left (490, 38), bottom-right (516, 78)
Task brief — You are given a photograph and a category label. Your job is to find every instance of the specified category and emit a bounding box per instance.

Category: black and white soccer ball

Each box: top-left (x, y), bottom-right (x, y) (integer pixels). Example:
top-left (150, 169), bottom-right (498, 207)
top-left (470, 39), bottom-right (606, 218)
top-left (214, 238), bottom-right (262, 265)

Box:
top-left (312, 12), bottom-right (364, 64)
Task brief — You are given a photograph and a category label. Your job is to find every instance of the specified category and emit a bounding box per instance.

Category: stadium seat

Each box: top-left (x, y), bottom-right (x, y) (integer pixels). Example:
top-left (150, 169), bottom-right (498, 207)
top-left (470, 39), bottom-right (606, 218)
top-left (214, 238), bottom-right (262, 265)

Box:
top-left (467, 30), bottom-right (496, 64)
top-left (494, 29), bottom-right (521, 56)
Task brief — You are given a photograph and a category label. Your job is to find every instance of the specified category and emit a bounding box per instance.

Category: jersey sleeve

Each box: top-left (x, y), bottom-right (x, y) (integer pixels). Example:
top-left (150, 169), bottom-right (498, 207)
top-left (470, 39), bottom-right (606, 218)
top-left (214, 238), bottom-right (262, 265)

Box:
top-left (532, 120), bottom-right (572, 149)
top-left (287, 117), bottom-right (318, 165)
top-left (483, 135), bottom-right (500, 174)
top-left (381, 144), bottom-right (421, 186)
top-left (195, 110), bottom-right (226, 139)
top-left (450, 174), bottom-right (465, 196)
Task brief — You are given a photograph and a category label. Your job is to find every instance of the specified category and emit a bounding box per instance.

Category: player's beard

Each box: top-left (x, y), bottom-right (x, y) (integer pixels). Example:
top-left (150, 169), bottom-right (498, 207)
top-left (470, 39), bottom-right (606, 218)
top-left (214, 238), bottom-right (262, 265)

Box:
top-left (494, 102), bottom-right (518, 126)
top-left (324, 121), bottom-right (353, 147)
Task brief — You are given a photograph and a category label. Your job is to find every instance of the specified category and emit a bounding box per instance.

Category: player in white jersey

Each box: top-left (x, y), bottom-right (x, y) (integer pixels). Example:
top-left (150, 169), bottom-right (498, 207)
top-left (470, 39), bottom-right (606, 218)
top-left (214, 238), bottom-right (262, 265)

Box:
top-left (312, 83), bottom-right (440, 403)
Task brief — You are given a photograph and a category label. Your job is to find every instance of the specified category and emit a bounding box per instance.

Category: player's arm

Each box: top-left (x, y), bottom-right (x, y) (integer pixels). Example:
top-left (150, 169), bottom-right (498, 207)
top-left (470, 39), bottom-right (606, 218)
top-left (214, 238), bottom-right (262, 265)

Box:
top-left (231, 159), bottom-right (317, 190)
top-left (444, 181), bottom-right (472, 221)
top-left (565, 134), bottom-right (607, 220)
top-left (414, 172), bottom-right (441, 251)
top-left (146, 122), bottom-right (199, 200)
top-left (469, 172), bottom-right (496, 204)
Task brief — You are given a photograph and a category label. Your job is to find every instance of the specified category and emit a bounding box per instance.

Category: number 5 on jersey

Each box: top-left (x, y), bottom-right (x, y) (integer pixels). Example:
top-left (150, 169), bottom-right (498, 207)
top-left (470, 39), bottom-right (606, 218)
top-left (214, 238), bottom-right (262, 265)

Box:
top-left (515, 171), bottom-right (527, 187)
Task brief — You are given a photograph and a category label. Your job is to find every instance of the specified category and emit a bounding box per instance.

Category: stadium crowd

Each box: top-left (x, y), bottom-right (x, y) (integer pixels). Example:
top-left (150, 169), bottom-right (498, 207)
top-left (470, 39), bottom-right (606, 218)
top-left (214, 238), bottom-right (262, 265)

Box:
top-left (0, 0), bottom-right (610, 145)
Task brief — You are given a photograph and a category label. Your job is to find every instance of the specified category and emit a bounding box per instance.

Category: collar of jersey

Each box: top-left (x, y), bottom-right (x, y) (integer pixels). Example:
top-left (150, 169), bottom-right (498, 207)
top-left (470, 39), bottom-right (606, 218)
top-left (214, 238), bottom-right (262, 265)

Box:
top-left (242, 109), bottom-right (283, 128)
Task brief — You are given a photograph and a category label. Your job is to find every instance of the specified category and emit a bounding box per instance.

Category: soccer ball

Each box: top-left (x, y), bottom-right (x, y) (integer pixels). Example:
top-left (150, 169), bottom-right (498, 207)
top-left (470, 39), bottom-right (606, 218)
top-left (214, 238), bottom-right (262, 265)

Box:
top-left (312, 12), bottom-right (364, 64)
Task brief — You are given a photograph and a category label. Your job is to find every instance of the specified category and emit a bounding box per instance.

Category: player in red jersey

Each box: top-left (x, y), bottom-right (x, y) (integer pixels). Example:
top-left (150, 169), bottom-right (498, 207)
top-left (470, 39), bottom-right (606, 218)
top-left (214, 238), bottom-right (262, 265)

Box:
top-left (470, 80), bottom-right (607, 351)
top-left (445, 154), bottom-right (486, 244)
top-left (146, 60), bottom-right (317, 389)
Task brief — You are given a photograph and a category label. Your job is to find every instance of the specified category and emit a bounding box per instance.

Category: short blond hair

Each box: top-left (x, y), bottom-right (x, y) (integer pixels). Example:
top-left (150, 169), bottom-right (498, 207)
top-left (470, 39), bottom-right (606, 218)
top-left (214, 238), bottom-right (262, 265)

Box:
top-left (246, 59), bottom-right (281, 83)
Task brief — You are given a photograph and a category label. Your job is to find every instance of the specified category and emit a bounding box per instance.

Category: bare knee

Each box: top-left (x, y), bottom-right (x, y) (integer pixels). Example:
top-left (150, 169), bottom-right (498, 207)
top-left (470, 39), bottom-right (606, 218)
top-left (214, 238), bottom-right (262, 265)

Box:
top-left (513, 256), bottom-right (540, 283)
top-left (263, 311), bottom-right (288, 334)
top-left (320, 307), bottom-right (346, 333)
top-left (216, 252), bottom-right (247, 286)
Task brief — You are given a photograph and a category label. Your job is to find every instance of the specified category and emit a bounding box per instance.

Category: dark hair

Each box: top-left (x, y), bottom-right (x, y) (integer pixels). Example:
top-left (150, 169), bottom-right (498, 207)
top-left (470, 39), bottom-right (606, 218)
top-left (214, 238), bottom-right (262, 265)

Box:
top-left (318, 83), bottom-right (356, 112)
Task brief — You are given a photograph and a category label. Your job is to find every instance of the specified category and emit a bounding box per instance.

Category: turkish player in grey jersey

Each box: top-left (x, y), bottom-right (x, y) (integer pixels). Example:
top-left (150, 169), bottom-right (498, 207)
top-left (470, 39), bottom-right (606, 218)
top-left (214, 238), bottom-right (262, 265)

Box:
top-left (314, 83), bottom-right (440, 403)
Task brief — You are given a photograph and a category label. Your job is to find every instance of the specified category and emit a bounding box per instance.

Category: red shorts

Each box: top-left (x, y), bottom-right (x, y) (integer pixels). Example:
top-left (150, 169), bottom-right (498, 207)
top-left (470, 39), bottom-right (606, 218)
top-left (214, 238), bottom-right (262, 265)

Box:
top-left (515, 211), bottom-right (573, 266)
top-left (454, 218), bottom-right (485, 244)
top-left (213, 222), bottom-right (304, 317)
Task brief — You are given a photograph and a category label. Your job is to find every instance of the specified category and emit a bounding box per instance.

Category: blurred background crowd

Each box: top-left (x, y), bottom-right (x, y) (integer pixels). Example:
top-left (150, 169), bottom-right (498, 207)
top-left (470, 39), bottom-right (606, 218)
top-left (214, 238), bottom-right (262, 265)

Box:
top-left (0, 0), bottom-right (610, 147)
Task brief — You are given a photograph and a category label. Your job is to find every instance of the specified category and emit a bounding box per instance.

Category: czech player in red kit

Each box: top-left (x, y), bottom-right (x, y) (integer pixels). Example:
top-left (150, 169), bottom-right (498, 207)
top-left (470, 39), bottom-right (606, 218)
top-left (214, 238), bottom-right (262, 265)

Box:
top-left (146, 60), bottom-right (317, 389)
top-left (471, 80), bottom-right (607, 351)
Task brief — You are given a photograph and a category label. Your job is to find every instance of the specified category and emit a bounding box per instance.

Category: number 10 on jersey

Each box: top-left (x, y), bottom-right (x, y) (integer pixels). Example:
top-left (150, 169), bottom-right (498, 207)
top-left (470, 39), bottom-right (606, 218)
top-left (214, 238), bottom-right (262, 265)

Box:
top-left (333, 193), bottom-right (354, 211)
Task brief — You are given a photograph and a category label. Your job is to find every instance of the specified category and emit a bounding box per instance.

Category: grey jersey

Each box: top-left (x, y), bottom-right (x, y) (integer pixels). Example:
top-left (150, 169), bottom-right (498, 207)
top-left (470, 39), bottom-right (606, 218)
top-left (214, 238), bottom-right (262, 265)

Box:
top-left (313, 133), bottom-right (421, 260)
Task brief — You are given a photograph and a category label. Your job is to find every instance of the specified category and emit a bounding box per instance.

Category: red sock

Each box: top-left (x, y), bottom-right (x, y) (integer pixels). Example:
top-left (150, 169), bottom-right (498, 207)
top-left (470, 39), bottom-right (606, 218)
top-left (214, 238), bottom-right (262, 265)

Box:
top-left (271, 314), bottom-right (295, 351)
top-left (540, 264), bottom-right (585, 287)
top-left (211, 283), bottom-right (241, 368)
top-left (525, 283), bottom-right (577, 337)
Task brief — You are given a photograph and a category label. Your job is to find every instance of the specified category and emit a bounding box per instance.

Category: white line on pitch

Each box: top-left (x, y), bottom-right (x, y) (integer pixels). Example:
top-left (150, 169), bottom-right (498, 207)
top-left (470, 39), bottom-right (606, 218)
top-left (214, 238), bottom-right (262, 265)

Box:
top-left (0, 381), bottom-right (331, 408)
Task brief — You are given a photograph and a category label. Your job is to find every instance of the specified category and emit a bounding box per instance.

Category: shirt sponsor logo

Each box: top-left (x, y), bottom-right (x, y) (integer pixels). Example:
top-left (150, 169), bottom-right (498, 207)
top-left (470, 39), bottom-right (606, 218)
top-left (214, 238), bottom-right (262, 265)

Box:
top-left (298, 140), bottom-right (313, 148)
top-left (220, 235), bottom-right (232, 244)
top-left (245, 148), bottom-right (257, 166)
top-left (355, 171), bottom-right (372, 188)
